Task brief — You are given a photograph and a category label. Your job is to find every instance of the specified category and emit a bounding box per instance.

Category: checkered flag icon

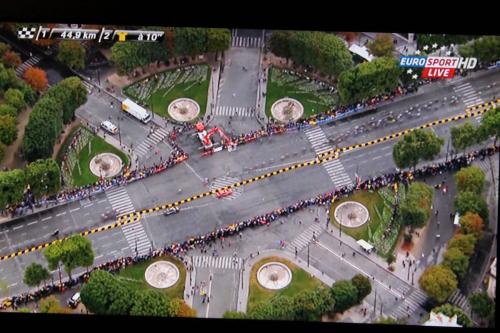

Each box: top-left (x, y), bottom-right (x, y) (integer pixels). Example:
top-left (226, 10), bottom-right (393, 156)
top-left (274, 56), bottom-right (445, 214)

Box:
top-left (17, 27), bottom-right (37, 39)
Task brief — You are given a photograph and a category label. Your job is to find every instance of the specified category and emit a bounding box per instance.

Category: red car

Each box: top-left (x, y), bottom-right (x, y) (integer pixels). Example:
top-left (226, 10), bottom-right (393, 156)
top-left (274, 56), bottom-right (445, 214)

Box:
top-left (215, 188), bottom-right (233, 199)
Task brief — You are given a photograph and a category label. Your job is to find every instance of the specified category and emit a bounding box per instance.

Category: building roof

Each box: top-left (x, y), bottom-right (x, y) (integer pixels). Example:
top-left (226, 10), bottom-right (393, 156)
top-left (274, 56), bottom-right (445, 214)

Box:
top-left (349, 44), bottom-right (374, 62)
top-left (424, 312), bottom-right (462, 327)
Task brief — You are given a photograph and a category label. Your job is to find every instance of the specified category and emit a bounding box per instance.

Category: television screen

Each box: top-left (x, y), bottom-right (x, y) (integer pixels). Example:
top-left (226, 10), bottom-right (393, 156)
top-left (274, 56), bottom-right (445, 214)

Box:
top-left (0, 20), bottom-right (498, 329)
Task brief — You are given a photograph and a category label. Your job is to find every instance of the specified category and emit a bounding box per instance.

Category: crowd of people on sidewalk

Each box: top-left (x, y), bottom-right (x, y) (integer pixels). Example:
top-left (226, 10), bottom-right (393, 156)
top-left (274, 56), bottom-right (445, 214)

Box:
top-left (2, 133), bottom-right (189, 219)
top-left (2, 144), bottom-right (497, 311)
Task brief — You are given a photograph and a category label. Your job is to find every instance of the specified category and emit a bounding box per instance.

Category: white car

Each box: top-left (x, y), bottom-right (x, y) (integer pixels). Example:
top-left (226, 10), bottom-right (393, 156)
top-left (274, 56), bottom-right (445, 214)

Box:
top-left (100, 120), bottom-right (118, 134)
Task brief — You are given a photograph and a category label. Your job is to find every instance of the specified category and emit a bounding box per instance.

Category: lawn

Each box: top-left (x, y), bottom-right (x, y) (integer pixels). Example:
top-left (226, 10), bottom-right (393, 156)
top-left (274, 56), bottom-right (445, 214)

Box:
top-left (329, 188), bottom-right (402, 258)
top-left (115, 256), bottom-right (186, 300)
top-left (265, 67), bottom-right (339, 120)
top-left (70, 129), bottom-right (129, 187)
top-left (56, 125), bottom-right (82, 164)
top-left (124, 64), bottom-right (210, 121)
top-left (247, 256), bottom-right (324, 312)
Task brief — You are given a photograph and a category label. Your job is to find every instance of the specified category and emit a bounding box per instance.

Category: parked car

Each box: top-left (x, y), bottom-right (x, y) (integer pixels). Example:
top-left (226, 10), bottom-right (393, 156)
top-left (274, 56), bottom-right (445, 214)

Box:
top-left (100, 120), bottom-right (118, 134)
top-left (68, 292), bottom-right (81, 308)
top-left (215, 188), bottom-right (233, 199)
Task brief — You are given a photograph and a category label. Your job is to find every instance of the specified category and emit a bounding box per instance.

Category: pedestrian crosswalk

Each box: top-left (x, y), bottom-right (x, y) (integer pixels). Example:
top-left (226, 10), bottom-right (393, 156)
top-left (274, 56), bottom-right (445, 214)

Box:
top-left (191, 255), bottom-right (243, 270)
top-left (15, 55), bottom-right (41, 77)
top-left (475, 157), bottom-right (491, 175)
top-left (135, 127), bottom-right (169, 157)
top-left (286, 223), bottom-right (323, 253)
top-left (454, 82), bottom-right (484, 121)
top-left (82, 80), bottom-right (93, 93)
top-left (121, 221), bottom-right (152, 256)
top-left (209, 176), bottom-right (243, 200)
top-left (447, 289), bottom-right (471, 313)
top-left (213, 105), bottom-right (255, 117)
top-left (304, 127), bottom-right (352, 188)
top-left (106, 187), bottom-right (135, 215)
top-left (387, 287), bottom-right (428, 320)
top-left (231, 34), bottom-right (262, 48)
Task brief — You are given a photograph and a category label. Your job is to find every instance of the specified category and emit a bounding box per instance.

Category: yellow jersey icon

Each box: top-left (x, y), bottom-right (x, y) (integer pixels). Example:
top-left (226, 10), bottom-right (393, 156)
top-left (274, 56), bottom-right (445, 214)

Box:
top-left (116, 31), bottom-right (128, 42)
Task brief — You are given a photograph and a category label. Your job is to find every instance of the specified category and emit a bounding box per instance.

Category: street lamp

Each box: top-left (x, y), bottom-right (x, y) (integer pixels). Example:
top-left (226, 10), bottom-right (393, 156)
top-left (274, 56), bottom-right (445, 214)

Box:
top-left (307, 244), bottom-right (310, 267)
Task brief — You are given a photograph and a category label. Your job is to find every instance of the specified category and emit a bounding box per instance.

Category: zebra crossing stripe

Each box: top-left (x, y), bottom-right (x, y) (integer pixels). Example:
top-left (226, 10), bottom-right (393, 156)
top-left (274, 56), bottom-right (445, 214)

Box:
top-left (192, 256), bottom-right (242, 269)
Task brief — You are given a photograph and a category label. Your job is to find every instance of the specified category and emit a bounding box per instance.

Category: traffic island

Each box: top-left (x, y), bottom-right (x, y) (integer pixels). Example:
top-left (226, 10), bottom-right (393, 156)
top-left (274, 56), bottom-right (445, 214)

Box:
top-left (247, 256), bottom-right (323, 312)
top-left (123, 64), bottom-right (210, 121)
top-left (115, 256), bottom-right (186, 300)
top-left (58, 126), bottom-right (129, 188)
top-left (265, 66), bottom-right (339, 121)
top-left (271, 98), bottom-right (304, 123)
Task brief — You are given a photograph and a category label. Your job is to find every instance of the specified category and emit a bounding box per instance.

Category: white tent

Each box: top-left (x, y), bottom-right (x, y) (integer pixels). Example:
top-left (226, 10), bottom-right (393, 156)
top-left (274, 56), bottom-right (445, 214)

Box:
top-left (349, 44), bottom-right (374, 62)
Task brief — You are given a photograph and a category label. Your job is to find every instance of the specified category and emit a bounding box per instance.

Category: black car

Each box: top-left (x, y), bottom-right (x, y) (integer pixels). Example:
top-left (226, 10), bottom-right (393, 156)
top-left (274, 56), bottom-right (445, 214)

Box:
top-left (164, 207), bottom-right (180, 216)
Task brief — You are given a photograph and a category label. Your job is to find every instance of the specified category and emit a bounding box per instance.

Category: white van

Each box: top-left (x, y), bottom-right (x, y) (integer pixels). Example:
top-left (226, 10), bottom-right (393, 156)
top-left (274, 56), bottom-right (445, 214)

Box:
top-left (100, 120), bottom-right (118, 134)
top-left (122, 99), bottom-right (152, 124)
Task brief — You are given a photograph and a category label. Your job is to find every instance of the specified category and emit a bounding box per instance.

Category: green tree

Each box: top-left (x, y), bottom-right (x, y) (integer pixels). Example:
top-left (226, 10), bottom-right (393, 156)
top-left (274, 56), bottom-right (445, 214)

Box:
top-left (459, 212), bottom-right (485, 240)
top-left (25, 158), bottom-right (61, 198)
top-left (17, 307), bottom-right (32, 313)
top-left (130, 290), bottom-right (174, 317)
top-left (0, 168), bottom-right (25, 208)
top-left (248, 295), bottom-right (296, 320)
top-left (451, 122), bottom-right (478, 153)
top-left (40, 295), bottom-right (71, 314)
top-left (447, 234), bottom-right (477, 257)
top-left (376, 316), bottom-right (405, 324)
top-left (0, 142), bottom-right (5, 162)
top-left (477, 107), bottom-right (500, 145)
top-left (419, 265), bottom-right (458, 303)
top-left (173, 27), bottom-right (208, 57)
top-left (331, 280), bottom-right (359, 313)
top-left (459, 36), bottom-right (500, 63)
top-left (111, 41), bottom-right (168, 75)
top-left (338, 56), bottom-right (400, 104)
top-left (22, 97), bottom-right (63, 161)
top-left (367, 34), bottom-right (395, 57)
top-left (80, 270), bottom-right (136, 315)
top-left (223, 311), bottom-right (247, 319)
top-left (0, 114), bottom-right (16, 145)
top-left (0, 42), bottom-right (10, 58)
top-left (4, 88), bottom-right (26, 112)
top-left (205, 28), bottom-right (231, 54)
top-left (59, 235), bottom-right (94, 280)
top-left (269, 30), bottom-right (293, 62)
top-left (46, 76), bottom-right (88, 124)
top-left (23, 263), bottom-right (50, 287)
top-left (398, 182), bottom-right (434, 228)
top-left (431, 304), bottom-right (473, 327)
top-left (18, 82), bottom-right (37, 106)
top-left (0, 63), bottom-right (19, 93)
top-left (469, 292), bottom-right (494, 319)
top-left (43, 241), bottom-right (63, 283)
top-left (392, 129), bottom-right (444, 170)
top-left (442, 247), bottom-right (470, 279)
top-left (292, 287), bottom-right (335, 321)
top-left (57, 40), bottom-right (85, 70)
top-left (455, 166), bottom-right (485, 195)
top-left (454, 191), bottom-right (489, 221)
top-left (351, 274), bottom-right (372, 303)
top-left (0, 103), bottom-right (18, 117)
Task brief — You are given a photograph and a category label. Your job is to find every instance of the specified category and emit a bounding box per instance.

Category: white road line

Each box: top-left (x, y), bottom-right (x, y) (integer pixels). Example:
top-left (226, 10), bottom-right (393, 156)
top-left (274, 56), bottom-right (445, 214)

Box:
top-left (372, 156), bottom-right (383, 160)
top-left (205, 272), bottom-right (213, 318)
top-left (83, 212), bottom-right (90, 216)
top-left (41, 216), bottom-right (52, 221)
top-left (95, 254), bottom-right (103, 260)
top-left (121, 247), bottom-right (129, 252)
top-left (83, 203), bottom-right (94, 208)
top-left (27, 221), bottom-right (38, 226)
top-left (70, 207), bottom-right (80, 212)
top-left (56, 212), bottom-right (67, 217)
top-left (13, 225), bottom-right (24, 230)
top-left (7, 282), bottom-right (18, 288)
top-left (98, 199), bottom-right (107, 204)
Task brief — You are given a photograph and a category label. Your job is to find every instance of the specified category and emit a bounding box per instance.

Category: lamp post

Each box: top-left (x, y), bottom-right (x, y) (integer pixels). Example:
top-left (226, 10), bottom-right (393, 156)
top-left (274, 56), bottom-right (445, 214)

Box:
top-left (307, 244), bottom-right (310, 267)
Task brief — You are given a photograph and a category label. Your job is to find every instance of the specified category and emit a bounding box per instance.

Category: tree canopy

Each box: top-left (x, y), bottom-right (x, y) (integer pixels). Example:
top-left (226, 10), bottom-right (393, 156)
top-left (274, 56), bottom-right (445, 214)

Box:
top-left (419, 265), bottom-right (458, 303)
top-left (392, 129), bottom-right (444, 169)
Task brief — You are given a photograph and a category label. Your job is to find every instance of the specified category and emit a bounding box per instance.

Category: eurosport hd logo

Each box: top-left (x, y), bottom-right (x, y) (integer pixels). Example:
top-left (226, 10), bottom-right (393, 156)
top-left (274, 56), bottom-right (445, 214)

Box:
top-left (400, 56), bottom-right (478, 79)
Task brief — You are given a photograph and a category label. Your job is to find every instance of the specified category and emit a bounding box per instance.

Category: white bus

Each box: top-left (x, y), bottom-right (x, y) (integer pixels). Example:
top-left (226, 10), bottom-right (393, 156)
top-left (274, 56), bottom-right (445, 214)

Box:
top-left (122, 99), bottom-right (152, 124)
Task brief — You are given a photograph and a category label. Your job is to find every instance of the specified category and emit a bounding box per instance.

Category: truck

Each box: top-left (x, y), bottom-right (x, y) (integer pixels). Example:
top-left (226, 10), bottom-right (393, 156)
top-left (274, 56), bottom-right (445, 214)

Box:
top-left (122, 99), bottom-right (152, 124)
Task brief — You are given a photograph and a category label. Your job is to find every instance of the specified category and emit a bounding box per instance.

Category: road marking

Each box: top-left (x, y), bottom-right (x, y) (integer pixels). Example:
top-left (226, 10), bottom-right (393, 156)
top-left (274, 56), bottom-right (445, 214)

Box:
top-left (121, 247), bottom-right (129, 252)
top-left (98, 199), bottom-right (107, 204)
top-left (27, 221), bottom-right (38, 226)
top-left (205, 271), bottom-right (213, 318)
top-left (83, 212), bottom-right (90, 216)
top-left (83, 203), bottom-right (94, 208)
top-left (372, 156), bottom-right (382, 161)
top-left (7, 282), bottom-right (18, 288)
top-left (95, 254), bottom-right (103, 260)
top-left (41, 216), bottom-right (52, 221)
top-left (56, 212), bottom-right (67, 217)
top-left (70, 207), bottom-right (80, 212)
top-left (182, 161), bottom-right (205, 182)
top-left (12, 225), bottom-right (24, 231)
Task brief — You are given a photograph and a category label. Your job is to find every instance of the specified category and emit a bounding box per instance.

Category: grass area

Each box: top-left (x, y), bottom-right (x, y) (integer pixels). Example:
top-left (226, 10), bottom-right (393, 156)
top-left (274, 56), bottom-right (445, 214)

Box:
top-left (115, 256), bottom-right (186, 300)
top-left (265, 67), bottom-right (339, 120)
top-left (247, 256), bottom-right (323, 312)
top-left (70, 129), bottom-right (129, 187)
top-left (329, 188), bottom-right (402, 258)
top-left (124, 65), bottom-right (210, 121)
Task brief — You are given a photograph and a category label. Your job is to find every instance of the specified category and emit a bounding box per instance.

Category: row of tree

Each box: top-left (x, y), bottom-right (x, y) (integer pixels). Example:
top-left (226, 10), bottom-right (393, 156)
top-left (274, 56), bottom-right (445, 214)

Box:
top-left (419, 166), bottom-right (487, 304)
top-left (111, 27), bottom-right (231, 74)
top-left (224, 274), bottom-right (371, 321)
top-left (393, 129), bottom-right (445, 170)
top-left (451, 107), bottom-right (500, 152)
top-left (0, 158), bottom-right (60, 208)
top-left (269, 30), bottom-right (353, 78)
top-left (459, 36), bottom-right (500, 64)
top-left (22, 76), bottom-right (87, 161)
top-left (80, 270), bottom-right (196, 317)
